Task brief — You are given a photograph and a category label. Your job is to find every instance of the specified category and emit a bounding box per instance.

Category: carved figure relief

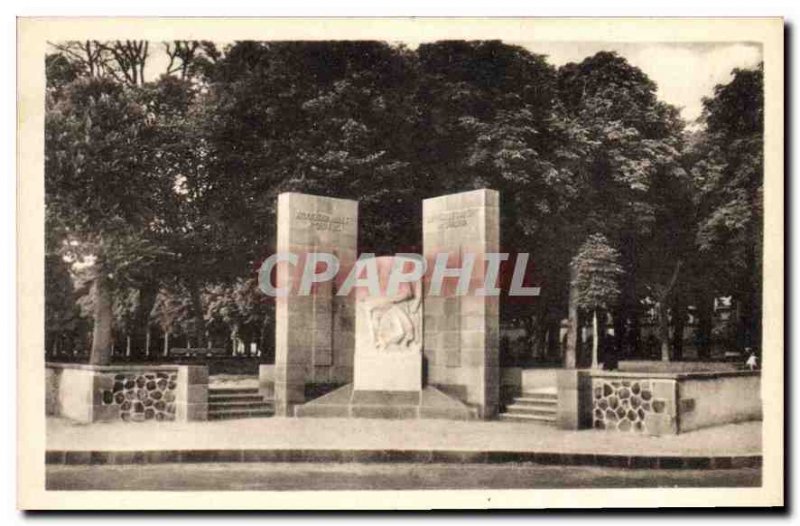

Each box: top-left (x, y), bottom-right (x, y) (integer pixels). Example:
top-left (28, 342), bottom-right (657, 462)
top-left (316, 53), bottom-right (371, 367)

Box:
top-left (359, 278), bottom-right (422, 353)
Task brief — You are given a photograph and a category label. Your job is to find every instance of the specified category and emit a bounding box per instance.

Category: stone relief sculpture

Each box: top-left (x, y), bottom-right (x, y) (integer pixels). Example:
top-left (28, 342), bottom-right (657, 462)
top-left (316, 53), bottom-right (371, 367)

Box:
top-left (352, 255), bottom-right (424, 391)
top-left (359, 275), bottom-right (422, 353)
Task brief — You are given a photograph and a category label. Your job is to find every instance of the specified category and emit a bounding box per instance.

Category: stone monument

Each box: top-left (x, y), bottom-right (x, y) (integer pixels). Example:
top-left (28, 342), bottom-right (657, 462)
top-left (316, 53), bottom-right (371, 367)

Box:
top-left (270, 189), bottom-right (498, 420)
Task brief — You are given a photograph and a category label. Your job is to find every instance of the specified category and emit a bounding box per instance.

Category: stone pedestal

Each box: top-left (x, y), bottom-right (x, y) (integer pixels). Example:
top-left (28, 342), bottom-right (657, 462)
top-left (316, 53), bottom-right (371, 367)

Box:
top-left (353, 351), bottom-right (422, 392)
top-left (352, 256), bottom-right (423, 392)
top-left (422, 189), bottom-right (500, 419)
top-left (294, 384), bottom-right (478, 420)
top-left (274, 193), bottom-right (358, 416)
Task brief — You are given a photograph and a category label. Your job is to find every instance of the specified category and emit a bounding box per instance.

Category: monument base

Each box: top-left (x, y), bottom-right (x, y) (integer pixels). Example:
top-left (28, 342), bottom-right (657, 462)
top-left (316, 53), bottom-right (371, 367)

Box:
top-left (294, 384), bottom-right (479, 420)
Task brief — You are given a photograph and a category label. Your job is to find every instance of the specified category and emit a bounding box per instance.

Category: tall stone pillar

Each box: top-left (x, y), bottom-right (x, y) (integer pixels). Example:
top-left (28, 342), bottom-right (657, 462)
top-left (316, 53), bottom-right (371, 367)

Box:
top-left (422, 189), bottom-right (500, 419)
top-left (274, 193), bottom-right (358, 416)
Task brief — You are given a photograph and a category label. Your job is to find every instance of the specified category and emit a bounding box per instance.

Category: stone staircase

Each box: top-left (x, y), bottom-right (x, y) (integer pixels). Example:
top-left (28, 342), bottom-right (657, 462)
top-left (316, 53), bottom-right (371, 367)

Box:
top-left (499, 387), bottom-right (558, 424)
top-left (208, 387), bottom-right (274, 420)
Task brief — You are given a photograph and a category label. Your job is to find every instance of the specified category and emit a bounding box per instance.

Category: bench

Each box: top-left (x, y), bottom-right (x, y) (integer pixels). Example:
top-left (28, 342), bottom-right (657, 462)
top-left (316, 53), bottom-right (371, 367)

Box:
top-left (169, 348), bottom-right (229, 358)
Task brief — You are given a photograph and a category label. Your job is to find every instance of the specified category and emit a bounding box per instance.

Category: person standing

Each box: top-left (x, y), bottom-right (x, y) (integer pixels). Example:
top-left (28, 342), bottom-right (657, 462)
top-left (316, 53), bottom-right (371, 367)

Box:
top-left (746, 348), bottom-right (759, 371)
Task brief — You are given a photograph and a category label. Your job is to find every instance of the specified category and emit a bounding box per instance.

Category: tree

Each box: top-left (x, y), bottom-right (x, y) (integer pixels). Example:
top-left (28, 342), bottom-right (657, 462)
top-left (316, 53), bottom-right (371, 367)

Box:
top-left (47, 41), bottom-right (109, 79)
top-left (99, 40), bottom-right (150, 86)
top-left (571, 234), bottom-right (624, 368)
top-left (45, 41), bottom-right (744, 371)
top-left (45, 53), bottom-right (81, 94)
top-left (164, 41), bottom-right (220, 80)
top-left (48, 40), bottom-right (150, 86)
top-left (556, 52), bottom-right (687, 364)
top-left (45, 253), bottom-right (88, 357)
top-left (692, 64), bottom-right (764, 352)
top-left (417, 41), bottom-right (575, 360)
top-left (205, 278), bottom-right (273, 356)
top-left (152, 288), bottom-right (194, 354)
top-left (45, 76), bottom-right (173, 363)
top-left (200, 41), bottom-right (422, 266)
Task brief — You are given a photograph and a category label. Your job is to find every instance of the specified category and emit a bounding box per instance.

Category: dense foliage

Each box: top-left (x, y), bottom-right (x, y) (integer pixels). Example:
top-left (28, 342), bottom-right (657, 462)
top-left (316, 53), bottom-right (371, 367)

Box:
top-left (44, 40), bottom-right (764, 366)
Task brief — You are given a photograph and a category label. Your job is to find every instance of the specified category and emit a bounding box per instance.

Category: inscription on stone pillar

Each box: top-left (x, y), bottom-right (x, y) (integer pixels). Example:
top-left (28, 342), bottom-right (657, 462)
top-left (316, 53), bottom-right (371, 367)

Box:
top-left (274, 193), bottom-right (358, 416)
top-left (422, 189), bottom-right (500, 418)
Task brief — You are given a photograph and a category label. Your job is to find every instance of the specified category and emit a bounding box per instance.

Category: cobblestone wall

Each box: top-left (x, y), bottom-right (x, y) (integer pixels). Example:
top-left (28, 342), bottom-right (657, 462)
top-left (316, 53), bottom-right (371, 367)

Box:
top-left (591, 376), bottom-right (677, 435)
top-left (99, 371), bottom-right (179, 422)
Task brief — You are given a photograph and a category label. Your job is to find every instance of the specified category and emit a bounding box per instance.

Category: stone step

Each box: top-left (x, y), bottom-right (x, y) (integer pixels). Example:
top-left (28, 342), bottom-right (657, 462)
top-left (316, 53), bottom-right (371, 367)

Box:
top-left (504, 405), bottom-right (557, 417)
top-left (513, 396), bottom-right (558, 407)
top-left (209, 394), bottom-right (266, 403)
top-left (498, 412), bottom-right (556, 424)
top-left (207, 409), bottom-right (274, 420)
top-left (207, 387), bottom-right (273, 420)
top-left (208, 400), bottom-right (273, 411)
top-left (209, 387), bottom-right (260, 396)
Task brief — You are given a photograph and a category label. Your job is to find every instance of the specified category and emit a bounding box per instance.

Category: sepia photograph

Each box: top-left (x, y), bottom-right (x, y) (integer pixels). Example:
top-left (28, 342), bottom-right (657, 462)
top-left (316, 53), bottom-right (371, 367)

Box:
top-left (16, 17), bottom-right (784, 509)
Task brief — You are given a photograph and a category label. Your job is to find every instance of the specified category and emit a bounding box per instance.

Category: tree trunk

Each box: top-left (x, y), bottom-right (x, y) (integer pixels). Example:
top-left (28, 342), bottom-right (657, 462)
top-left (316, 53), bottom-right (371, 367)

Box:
top-left (188, 280), bottom-right (206, 348)
top-left (612, 306), bottom-right (625, 360)
top-left (738, 257), bottom-right (759, 351)
top-left (546, 316), bottom-right (560, 362)
top-left (655, 260), bottom-right (683, 363)
top-left (657, 303), bottom-right (670, 362)
top-left (591, 309), bottom-right (599, 369)
top-left (531, 315), bottom-right (547, 362)
top-left (132, 283), bottom-right (158, 358)
top-left (741, 211), bottom-right (761, 351)
top-left (260, 308), bottom-right (275, 362)
top-left (565, 268), bottom-right (580, 369)
top-left (696, 293), bottom-right (713, 360)
top-left (89, 274), bottom-right (114, 365)
top-left (163, 331), bottom-right (170, 357)
top-left (630, 308), bottom-right (641, 358)
top-left (671, 295), bottom-right (685, 361)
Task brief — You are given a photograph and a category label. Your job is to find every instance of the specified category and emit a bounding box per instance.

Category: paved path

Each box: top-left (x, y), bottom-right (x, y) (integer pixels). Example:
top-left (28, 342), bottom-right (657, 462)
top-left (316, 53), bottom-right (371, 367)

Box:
top-left (47, 417), bottom-right (761, 457)
top-left (208, 375), bottom-right (258, 388)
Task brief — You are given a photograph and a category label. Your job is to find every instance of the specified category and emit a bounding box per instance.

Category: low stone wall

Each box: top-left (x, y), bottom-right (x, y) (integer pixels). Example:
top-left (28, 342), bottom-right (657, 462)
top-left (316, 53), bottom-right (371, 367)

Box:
top-left (521, 368), bottom-right (558, 390)
top-left (45, 363), bottom-right (208, 423)
top-left (678, 372), bottom-right (762, 432)
top-left (618, 361), bottom-right (742, 373)
top-left (556, 369), bottom-right (760, 436)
